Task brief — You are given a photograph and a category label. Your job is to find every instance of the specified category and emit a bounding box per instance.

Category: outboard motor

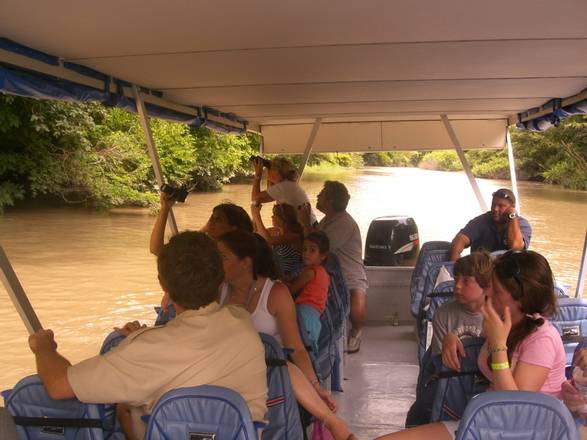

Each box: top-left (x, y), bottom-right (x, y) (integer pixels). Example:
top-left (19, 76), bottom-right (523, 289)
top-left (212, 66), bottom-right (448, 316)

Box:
top-left (364, 216), bottom-right (419, 266)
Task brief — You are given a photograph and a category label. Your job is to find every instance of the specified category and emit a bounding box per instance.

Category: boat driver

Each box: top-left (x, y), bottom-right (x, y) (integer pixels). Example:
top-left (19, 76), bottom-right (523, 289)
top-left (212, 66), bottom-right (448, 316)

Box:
top-left (449, 188), bottom-right (532, 261)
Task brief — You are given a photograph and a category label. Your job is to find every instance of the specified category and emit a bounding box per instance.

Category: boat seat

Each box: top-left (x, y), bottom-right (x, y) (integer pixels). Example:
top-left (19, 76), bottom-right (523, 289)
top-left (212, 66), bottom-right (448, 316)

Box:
top-left (455, 390), bottom-right (579, 440)
top-left (144, 385), bottom-right (258, 440)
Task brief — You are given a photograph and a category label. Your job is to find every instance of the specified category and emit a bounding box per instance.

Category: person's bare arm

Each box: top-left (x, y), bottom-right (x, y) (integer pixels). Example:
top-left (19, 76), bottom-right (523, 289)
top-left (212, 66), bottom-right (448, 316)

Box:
top-left (449, 233), bottom-right (470, 261)
top-left (251, 160), bottom-right (275, 205)
top-left (505, 210), bottom-right (525, 250)
top-left (28, 330), bottom-right (75, 400)
top-left (286, 268), bottom-right (315, 296)
top-left (149, 194), bottom-right (175, 256)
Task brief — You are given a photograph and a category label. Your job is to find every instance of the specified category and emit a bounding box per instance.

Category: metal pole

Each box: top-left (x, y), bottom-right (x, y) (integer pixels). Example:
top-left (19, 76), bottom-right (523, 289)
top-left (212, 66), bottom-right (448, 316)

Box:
top-left (506, 128), bottom-right (521, 214)
top-left (440, 115), bottom-right (488, 212)
top-left (132, 85), bottom-right (178, 235)
top-left (576, 231), bottom-right (587, 298)
top-left (0, 246), bottom-right (42, 334)
top-left (297, 118), bottom-right (322, 180)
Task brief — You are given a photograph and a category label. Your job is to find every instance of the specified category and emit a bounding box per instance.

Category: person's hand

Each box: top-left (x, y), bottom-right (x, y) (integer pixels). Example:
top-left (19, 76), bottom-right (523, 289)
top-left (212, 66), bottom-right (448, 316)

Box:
top-left (480, 296), bottom-right (511, 349)
top-left (297, 202), bottom-right (312, 227)
top-left (562, 380), bottom-right (586, 413)
top-left (160, 291), bottom-right (171, 313)
top-left (159, 192), bottom-right (176, 212)
top-left (114, 321), bottom-right (147, 337)
top-left (268, 226), bottom-right (282, 237)
top-left (441, 332), bottom-right (465, 371)
top-left (28, 329), bottom-right (57, 354)
top-left (316, 386), bottom-right (337, 412)
top-left (253, 159), bottom-right (264, 177)
top-left (575, 349), bottom-right (587, 370)
top-left (250, 203), bottom-right (261, 215)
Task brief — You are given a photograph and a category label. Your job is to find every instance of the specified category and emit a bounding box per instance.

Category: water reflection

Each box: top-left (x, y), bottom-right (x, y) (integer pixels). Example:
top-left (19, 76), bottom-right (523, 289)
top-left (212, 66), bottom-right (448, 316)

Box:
top-left (0, 167), bottom-right (585, 391)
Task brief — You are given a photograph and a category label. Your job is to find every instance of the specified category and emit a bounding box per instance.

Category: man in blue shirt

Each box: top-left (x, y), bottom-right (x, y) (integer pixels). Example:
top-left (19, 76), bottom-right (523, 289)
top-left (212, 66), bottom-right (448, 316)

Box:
top-left (449, 188), bottom-right (532, 261)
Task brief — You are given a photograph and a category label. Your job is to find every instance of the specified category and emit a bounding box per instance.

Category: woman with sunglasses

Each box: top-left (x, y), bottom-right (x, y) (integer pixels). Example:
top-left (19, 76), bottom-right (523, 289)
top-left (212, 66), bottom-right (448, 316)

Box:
top-left (377, 250), bottom-right (565, 440)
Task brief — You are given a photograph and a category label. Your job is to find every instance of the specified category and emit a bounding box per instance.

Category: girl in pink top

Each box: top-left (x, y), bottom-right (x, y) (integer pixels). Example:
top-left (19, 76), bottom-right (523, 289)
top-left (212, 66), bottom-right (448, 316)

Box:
top-left (287, 231), bottom-right (330, 352)
top-left (377, 250), bottom-right (565, 440)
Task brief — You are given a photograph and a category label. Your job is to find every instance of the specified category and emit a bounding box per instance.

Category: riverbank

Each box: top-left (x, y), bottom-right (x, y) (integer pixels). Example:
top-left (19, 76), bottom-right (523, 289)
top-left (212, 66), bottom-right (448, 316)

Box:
top-left (1, 95), bottom-right (585, 213)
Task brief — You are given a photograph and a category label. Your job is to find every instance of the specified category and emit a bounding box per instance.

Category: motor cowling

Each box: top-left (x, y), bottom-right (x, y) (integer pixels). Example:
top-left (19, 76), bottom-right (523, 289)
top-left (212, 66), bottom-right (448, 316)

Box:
top-left (364, 216), bottom-right (419, 266)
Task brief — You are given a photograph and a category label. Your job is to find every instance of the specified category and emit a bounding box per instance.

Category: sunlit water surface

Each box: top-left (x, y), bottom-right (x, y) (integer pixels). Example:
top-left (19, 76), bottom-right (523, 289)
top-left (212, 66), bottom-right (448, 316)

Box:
top-left (0, 167), bottom-right (585, 391)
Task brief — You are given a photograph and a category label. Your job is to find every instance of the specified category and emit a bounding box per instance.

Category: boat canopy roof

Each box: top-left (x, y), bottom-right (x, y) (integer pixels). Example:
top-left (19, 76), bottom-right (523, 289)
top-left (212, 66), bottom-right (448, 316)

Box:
top-left (1, 0), bottom-right (586, 153)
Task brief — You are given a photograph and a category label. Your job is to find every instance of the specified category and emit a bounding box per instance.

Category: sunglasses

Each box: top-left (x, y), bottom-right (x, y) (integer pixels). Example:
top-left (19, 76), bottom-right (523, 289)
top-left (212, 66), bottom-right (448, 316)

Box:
top-left (492, 190), bottom-right (514, 201)
top-left (499, 250), bottom-right (525, 298)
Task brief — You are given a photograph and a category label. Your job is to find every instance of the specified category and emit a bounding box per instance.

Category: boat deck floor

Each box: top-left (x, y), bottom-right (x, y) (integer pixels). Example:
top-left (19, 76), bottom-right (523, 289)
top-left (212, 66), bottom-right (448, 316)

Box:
top-left (333, 325), bottom-right (419, 439)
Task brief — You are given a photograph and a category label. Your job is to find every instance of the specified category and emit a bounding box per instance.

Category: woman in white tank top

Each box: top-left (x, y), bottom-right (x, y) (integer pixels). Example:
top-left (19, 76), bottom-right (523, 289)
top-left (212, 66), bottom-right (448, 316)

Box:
top-left (217, 230), bottom-right (355, 440)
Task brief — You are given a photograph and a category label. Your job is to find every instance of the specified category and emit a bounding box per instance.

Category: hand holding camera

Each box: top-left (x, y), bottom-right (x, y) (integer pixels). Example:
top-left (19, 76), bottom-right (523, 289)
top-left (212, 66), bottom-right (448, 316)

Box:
top-left (160, 184), bottom-right (189, 203)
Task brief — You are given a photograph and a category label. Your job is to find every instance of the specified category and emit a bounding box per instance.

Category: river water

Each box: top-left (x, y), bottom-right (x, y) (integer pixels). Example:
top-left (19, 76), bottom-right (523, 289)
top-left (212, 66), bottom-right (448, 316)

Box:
top-left (0, 167), bottom-right (586, 391)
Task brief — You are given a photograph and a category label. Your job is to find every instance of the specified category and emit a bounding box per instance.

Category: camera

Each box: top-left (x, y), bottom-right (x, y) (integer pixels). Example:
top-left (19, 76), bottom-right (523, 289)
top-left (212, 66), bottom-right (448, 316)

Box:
top-left (250, 155), bottom-right (271, 168)
top-left (160, 184), bottom-right (189, 203)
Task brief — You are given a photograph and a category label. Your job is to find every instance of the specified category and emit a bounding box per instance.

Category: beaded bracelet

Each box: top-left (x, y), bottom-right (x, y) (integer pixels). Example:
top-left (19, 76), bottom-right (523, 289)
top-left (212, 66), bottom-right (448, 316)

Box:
top-left (490, 362), bottom-right (510, 371)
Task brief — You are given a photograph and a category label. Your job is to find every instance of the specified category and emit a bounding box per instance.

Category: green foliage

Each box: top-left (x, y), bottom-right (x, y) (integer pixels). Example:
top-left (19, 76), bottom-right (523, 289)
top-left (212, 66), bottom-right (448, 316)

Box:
top-left (0, 95), bottom-right (259, 211)
top-left (362, 151), bottom-right (420, 167)
top-left (1, 95), bottom-right (585, 212)
top-left (466, 149), bottom-right (509, 179)
top-left (418, 150), bottom-right (462, 171)
top-left (512, 115), bottom-right (587, 189)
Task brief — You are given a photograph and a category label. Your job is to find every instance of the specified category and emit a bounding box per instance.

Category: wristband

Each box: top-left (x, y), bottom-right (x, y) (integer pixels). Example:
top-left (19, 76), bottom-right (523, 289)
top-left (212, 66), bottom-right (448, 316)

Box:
top-left (490, 362), bottom-right (510, 371)
top-left (310, 378), bottom-right (320, 386)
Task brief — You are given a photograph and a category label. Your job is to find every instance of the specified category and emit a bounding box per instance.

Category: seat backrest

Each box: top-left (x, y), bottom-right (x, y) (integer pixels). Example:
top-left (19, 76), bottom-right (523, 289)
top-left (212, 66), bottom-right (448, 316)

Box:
top-left (2, 375), bottom-right (105, 440)
top-left (430, 337), bottom-right (488, 422)
top-left (551, 298), bottom-right (587, 366)
top-left (455, 390), bottom-right (579, 440)
top-left (417, 286), bottom-right (455, 363)
top-left (410, 242), bottom-right (451, 317)
top-left (144, 385), bottom-right (257, 440)
top-left (323, 253), bottom-right (350, 338)
top-left (259, 333), bottom-right (303, 440)
top-left (405, 347), bottom-right (444, 427)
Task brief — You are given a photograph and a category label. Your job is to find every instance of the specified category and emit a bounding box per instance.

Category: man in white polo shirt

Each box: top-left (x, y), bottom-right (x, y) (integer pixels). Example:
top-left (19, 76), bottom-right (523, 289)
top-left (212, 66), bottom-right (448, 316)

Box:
top-left (27, 231), bottom-right (267, 439)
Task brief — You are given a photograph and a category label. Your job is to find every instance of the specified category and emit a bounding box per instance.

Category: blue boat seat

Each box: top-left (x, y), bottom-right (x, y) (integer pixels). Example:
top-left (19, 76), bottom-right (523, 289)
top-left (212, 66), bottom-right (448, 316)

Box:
top-left (430, 337), bottom-right (488, 423)
top-left (455, 390), bottom-right (579, 440)
top-left (1, 375), bottom-right (105, 440)
top-left (410, 241), bottom-right (451, 317)
top-left (259, 333), bottom-right (303, 440)
top-left (417, 280), bottom-right (454, 363)
top-left (551, 298), bottom-right (587, 367)
top-left (144, 385), bottom-right (258, 440)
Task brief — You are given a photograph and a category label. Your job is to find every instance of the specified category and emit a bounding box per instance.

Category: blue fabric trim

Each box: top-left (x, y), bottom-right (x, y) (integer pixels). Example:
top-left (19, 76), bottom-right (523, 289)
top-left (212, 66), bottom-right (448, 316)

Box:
top-left (0, 37), bottom-right (59, 66)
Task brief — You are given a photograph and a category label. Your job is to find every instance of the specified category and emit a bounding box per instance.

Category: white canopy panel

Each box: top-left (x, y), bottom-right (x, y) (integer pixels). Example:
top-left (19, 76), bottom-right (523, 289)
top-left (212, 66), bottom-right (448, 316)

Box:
top-left (262, 119), bottom-right (507, 153)
top-left (1, 0), bottom-right (586, 151)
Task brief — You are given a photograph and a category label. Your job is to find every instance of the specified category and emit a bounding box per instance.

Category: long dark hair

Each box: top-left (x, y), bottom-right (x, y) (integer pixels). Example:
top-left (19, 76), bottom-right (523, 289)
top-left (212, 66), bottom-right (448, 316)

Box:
top-left (218, 230), bottom-right (279, 280)
top-left (493, 250), bottom-right (557, 359)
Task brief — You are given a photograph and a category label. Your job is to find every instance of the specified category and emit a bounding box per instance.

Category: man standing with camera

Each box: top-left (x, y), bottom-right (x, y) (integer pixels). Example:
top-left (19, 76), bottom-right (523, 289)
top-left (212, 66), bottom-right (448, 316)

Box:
top-left (449, 188), bottom-right (532, 261)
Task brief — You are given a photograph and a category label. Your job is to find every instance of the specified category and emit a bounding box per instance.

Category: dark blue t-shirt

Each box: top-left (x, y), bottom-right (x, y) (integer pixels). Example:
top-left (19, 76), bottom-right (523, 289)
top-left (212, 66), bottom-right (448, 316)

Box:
top-left (460, 212), bottom-right (532, 252)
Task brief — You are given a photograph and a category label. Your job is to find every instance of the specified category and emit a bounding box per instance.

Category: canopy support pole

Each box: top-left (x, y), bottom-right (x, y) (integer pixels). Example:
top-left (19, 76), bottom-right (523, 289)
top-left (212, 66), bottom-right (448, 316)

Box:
top-left (506, 128), bottom-right (522, 214)
top-left (133, 85), bottom-right (178, 236)
top-left (576, 231), bottom-right (587, 298)
top-left (441, 114), bottom-right (487, 212)
top-left (297, 118), bottom-right (322, 180)
top-left (0, 246), bottom-right (42, 334)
